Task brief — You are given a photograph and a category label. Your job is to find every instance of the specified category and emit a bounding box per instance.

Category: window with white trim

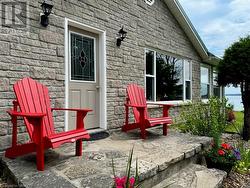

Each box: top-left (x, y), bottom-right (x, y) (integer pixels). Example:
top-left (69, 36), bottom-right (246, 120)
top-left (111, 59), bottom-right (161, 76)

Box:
top-left (200, 66), bottom-right (210, 99)
top-left (184, 60), bottom-right (192, 100)
top-left (200, 65), bottom-right (223, 99)
top-left (146, 50), bottom-right (155, 101)
top-left (145, 49), bottom-right (192, 101)
top-left (213, 71), bottom-right (222, 98)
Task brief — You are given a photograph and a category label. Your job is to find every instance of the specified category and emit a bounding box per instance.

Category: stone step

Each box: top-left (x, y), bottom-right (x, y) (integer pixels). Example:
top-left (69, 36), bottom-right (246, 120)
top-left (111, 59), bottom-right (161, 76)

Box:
top-left (152, 164), bottom-right (227, 188)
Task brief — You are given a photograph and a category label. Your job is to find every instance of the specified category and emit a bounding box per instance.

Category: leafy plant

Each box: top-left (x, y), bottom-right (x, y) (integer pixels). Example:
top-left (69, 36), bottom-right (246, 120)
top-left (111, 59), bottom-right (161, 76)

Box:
top-left (206, 142), bottom-right (240, 164)
top-left (112, 147), bottom-right (139, 188)
top-left (234, 142), bottom-right (250, 174)
top-left (179, 97), bottom-right (228, 146)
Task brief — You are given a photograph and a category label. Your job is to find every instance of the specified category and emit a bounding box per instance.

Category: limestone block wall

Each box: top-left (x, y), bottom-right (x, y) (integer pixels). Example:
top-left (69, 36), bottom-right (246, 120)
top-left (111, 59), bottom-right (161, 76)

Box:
top-left (0, 0), bottom-right (202, 151)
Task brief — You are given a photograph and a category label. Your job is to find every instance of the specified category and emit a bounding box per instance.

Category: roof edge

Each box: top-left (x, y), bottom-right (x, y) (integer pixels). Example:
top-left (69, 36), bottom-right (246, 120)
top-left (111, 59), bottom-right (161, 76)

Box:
top-left (164, 0), bottom-right (215, 64)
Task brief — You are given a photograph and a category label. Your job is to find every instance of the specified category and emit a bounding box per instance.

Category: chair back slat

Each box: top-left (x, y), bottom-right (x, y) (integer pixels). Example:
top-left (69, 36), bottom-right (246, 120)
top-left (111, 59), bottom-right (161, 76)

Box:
top-left (127, 84), bottom-right (148, 122)
top-left (13, 78), bottom-right (55, 140)
top-left (36, 81), bottom-right (54, 137)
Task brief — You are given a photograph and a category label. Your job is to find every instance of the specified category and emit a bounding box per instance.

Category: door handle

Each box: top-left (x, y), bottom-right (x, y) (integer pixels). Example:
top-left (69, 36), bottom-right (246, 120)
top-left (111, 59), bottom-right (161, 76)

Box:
top-left (96, 86), bottom-right (100, 89)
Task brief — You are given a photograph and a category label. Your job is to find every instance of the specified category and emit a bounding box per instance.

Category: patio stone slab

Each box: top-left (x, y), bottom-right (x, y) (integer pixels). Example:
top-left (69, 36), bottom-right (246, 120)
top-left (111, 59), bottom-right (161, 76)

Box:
top-left (152, 164), bottom-right (227, 188)
top-left (2, 157), bottom-right (76, 188)
top-left (80, 174), bottom-right (114, 188)
top-left (0, 128), bottom-right (212, 188)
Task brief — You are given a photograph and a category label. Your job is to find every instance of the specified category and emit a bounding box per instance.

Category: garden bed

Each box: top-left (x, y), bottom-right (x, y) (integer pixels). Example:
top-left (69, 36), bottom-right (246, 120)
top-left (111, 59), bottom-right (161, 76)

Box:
top-left (221, 133), bottom-right (250, 187)
top-left (223, 171), bottom-right (250, 188)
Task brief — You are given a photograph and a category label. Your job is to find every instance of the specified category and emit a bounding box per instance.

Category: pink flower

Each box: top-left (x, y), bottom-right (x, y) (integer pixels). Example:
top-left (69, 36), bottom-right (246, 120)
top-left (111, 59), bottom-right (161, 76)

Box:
top-left (114, 176), bottom-right (136, 188)
top-left (129, 177), bottom-right (135, 187)
top-left (114, 176), bottom-right (126, 187)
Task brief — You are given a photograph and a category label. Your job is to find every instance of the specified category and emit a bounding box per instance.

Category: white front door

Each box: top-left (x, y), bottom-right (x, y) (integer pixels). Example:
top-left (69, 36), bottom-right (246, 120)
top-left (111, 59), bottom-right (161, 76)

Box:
top-left (68, 26), bottom-right (99, 130)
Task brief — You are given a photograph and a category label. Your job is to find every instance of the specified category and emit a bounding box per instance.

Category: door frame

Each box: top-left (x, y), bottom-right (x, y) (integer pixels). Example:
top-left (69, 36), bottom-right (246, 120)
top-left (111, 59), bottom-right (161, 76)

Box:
top-left (64, 18), bottom-right (107, 131)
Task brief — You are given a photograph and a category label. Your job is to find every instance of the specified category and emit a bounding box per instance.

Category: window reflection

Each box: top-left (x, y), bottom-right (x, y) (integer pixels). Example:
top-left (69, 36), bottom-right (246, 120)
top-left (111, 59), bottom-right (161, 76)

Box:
top-left (146, 50), bottom-right (154, 75)
top-left (146, 77), bottom-right (154, 101)
top-left (156, 53), bottom-right (183, 101)
top-left (201, 66), bottom-right (210, 99)
top-left (213, 72), bottom-right (221, 98)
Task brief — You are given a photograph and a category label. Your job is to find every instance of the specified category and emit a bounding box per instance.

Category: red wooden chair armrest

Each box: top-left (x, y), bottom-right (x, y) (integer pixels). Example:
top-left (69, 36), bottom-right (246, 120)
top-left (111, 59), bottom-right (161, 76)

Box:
top-left (7, 110), bottom-right (46, 118)
top-left (146, 103), bottom-right (174, 108)
top-left (51, 108), bottom-right (92, 112)
top-left (51, 108), bottom-right (91, 131)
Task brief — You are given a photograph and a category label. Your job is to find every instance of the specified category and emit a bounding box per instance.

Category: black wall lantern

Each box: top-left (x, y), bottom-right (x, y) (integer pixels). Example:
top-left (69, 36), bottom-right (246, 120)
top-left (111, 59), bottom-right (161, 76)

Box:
top-left (40, 0), bottom-right (53, 27)
top-left (116, 27), bottom-right (127, 47)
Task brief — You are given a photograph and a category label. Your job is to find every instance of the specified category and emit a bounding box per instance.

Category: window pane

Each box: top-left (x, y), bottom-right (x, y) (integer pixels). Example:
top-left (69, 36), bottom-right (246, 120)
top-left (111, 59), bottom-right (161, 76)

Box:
top-left (185, 61), bottom-right (191, 80)
top-left (156, 53), bottom-right (183, 101)
top-left (186, 81), bottom-right (191, 100)
top-left (214, 87), bottom-right (220, 98)
top-left (175, 59), bottom-right (183, 84)
top-left (146, 77), bottom-right (154, 101)
top-left (213, 72), bottom-right (218, 86)
top-left (201, 83), bottom-right (210, 99)
top-left (146, 50), bottom-right (154, 75)
top-left (201, 67), bottom-right (209, 84)
top-left (71, 33), bottom-right (95, 81)
top-left (213, 72), bottom-right (221, 97)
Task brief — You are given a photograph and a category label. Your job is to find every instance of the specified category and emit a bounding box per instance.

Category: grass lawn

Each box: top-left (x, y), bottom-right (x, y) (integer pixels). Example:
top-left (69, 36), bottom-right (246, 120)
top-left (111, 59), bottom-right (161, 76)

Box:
top-left (225, 111), bottom-right (244, 133)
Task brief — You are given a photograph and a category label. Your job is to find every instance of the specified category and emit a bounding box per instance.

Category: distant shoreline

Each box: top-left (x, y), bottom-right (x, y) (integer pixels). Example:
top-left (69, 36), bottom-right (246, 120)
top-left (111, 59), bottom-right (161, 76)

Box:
top-left (226, 95), bottom-right (243, 111)
top-left (225, 94), bottom-right (241, 96)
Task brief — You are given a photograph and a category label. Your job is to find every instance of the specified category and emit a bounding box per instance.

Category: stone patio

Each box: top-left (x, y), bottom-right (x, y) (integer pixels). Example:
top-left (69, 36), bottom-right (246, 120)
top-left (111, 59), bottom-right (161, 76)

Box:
top-left (0, 128), bottom-right (215, 188)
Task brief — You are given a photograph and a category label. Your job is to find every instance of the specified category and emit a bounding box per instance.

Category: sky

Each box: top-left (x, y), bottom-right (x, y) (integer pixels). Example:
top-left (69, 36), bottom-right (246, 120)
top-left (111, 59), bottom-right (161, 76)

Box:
top-left (179, 0), bottom-right (250, 94)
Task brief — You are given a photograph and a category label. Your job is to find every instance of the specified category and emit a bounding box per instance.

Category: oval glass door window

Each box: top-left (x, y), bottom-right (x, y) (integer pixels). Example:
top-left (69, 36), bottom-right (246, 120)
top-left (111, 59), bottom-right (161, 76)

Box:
top-left (79, 50), bottom-right (88, 68)
top-left (71, 33), bottom-right (95, 81)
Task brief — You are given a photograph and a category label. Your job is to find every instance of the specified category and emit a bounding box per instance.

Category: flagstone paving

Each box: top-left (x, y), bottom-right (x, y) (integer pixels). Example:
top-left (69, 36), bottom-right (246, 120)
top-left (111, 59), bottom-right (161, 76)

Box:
top-left (1, 128), bottom-right (213, 188)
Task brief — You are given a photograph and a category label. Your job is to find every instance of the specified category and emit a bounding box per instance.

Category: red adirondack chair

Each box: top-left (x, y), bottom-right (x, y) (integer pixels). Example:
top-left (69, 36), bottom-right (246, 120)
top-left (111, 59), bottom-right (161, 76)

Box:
top-left (5, 77), bottom-right (91, 171)
top-left (122, 84), bottom-right (173, 139)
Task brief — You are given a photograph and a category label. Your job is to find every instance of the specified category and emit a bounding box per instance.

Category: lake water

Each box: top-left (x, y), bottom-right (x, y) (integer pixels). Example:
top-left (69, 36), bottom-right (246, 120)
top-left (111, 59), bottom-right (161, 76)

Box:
top-left (225, 95), bottom-right (243, 111)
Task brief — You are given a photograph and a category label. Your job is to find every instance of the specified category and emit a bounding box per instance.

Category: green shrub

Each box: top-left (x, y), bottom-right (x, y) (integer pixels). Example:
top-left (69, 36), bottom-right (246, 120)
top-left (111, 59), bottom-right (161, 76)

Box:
top-left (179, 97), bottom-right (228, 146)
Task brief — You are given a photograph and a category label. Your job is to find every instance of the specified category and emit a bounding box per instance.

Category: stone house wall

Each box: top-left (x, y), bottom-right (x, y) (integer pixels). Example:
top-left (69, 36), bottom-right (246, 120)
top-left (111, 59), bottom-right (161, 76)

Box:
top-left (0, 0), bottom-right (202, 151)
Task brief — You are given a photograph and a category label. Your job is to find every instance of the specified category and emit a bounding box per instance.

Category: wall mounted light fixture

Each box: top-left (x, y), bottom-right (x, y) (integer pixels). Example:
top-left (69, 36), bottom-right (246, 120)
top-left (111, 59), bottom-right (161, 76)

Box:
top-left (40, 0), bottom-right (53, 27)
top-left (116, 27), bottom-right (127, 47)
top-left (144, 0), bottom-right (155, 6)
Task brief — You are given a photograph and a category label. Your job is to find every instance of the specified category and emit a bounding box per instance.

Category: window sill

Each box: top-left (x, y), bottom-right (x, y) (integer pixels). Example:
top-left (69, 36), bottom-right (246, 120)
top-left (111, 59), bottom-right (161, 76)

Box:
top-left (201, 99), bottom-right (209, 103)
top-left (147, 100), bottom-right (192, 109)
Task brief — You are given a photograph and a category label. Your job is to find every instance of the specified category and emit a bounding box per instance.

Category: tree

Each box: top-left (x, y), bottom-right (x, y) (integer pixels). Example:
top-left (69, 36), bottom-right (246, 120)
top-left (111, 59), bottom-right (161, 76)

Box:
top-left (217, 35), bottom-right (250, 140)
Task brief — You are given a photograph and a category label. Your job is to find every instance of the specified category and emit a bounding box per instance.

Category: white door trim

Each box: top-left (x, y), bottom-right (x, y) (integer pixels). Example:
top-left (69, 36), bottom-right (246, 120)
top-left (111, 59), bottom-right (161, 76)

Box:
top-left (64, 18), bottom-right (107, 131)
